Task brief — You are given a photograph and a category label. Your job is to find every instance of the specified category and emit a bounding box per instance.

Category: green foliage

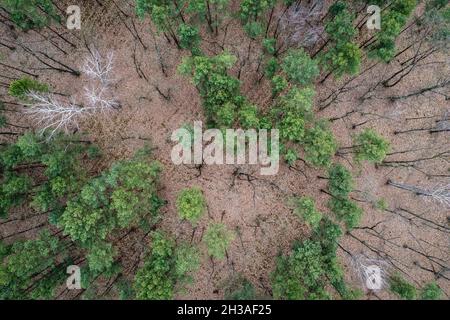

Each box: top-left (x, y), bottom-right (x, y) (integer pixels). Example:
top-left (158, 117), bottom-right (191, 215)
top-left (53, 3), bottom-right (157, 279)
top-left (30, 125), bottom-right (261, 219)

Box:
top-left (369, 0), bottom-right (418, 62)
top-left (328, 0), bottom-right (347, 18)
top-left (135, 0), bottom-right (198, 47)
top-left (425, 0), bottom-right (448, 10)
top-left (268, 88), bottom-right (337, 169)
top-left (244, 21), bottom-right (263, 39)
top-left (277, 87), bottom-right (315, 116)
top-left (291, 196), bottom-right (322, 229)
top-left (87, 242), bottom-right (116, 273)
top-left (312, 217), bottom-right (360, 299)
top-left (204, 223), bottom-right (234, 260)
top-left (312, 217), bottom-right (342, 256)
top-left (224, 276), bottom-right (256, 300)
top-left (216, 102), bottom-right (236, 127)
top-left (238, 104), bottom-right (260, 129)
top-left (420, 282), bottom-right (442, 300)
top-left (328, 197), bottom-right (363, 230)
top-left (325, 7), bottom-right (357, 43)
top-left (271, 75), bottom-right (288, 97)
top-left (134, 232), bottom-right (199, 299)
top-left (282, 49), bottom-right (319, 86)
top-left (354, 129), bottom-right (390, 163)
top-left (134, 231), bottom-right (175, 300)
top-left (264, 57), bottom-right (279, 79)
top-left (174, 244), bottom-right (200, 281)
top-left (262, 38), bottom-right (276, 55)
top-left (0, 230), bottom-right (63, 299)
top-left (176, 187), bottom-right (206, 225)
top-left (178, 23), bottom-right (202, 55)
top-left (239, 0), bottom-right (275, 24)
top-left (0, 133), bottom-right (89, 219)
top-left (271, 217), bottom-right (361, 300)
top-left (271, 240), bottom-right (330, 300)
top-left (284, 148), bottom-right (297, 166)
top-left (278, 112), bottom-right (305, 142)
top-left (1, 0), bottom-right (60, 30)
top-left (321, 42), bottom-right (361, 78)
top-left (321, 6), bottom-right (361, 78)
top-left (0, 173), bottom-right (32, 218)
top-left (328, 164), bottom-right (353, 198)
top-left (116, 279), bottom-right (135, 300)
top-left (186, 0), bottom-right (230, 33)
top-left (389, 274), bottom-right (417, 300)
top-left (59, 153), bottom-right (163, 248)
top-left (303, 123), bottom-right (338, 167)
top-left (9, 77), bottom-right (49, 99)
top-left (179, 53), bottom-right (243, 125)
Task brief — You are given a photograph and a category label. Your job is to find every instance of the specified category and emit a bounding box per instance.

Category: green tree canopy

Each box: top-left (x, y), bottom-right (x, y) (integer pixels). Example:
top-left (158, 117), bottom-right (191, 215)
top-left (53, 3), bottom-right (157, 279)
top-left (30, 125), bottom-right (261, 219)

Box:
top-left (389, 274), bottom-right (417, 300)
top-left (328, 164), bottom-right (353, 198)
top-left (0, 230), bottom-right (65, 299)
top-left (303, 123), bottom-right (338, 167)
top-left (9, 77), bottom-right (49, 99)
top-left (203, 223), bottom-right (234, 260)
top-left (354, 129), bottom-right (390, 163)
top-left (0, 133), bottom-right (93, 219)
top-left (282, 49), bottom-right (319, 86)
top-left (271, 240), bottom-right (331, 300)
top-left (179, 53), bottom-right (243, 125)
top-left (176, 187), bottom-right (206, 225)
top-left (239, 0), bottom-right (275, 25)
top-left (320, 5), bottom-right (361, 79)
top-left (134, 231), bottom-right (175, 300)
top-left (368, 0), bottom-right (418, 62)
top-left (59, 152), bottom-right (163, 248)
top-left (1, 0), bottom-right (60, 30)
top-left (134, 231), bottom-right (200, 299)
top-left (420, 282), bottom-right (442, 300)
top-left (178, 23), bottom-right (202, 55)
top-left (328, 197), bottom-right (363, 230)
top-left (291, 196), bottom-right (322, 229)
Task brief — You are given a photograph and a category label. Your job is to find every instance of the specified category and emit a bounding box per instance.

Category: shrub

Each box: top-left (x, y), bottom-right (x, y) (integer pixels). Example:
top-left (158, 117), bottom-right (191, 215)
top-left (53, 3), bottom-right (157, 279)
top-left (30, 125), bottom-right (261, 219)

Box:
top-left (354, 129), bottom-right (390, 163)
top-left (176, 187), bottom-right (206, 225)
top-left (174, 244), bottom-right (200, 280)
top-left (134, 231), bottom-right (175, 300)
top-left (389, 274), bottom-right (417, 300)
top-left (224, 276), bottom-right (256, 300)
top-left (284, 149), bottom-right (298, 166)
top-left (204, 223), bottom-right (234, 260)
top-left (271, 240), bottom-right (329, 300)
top-left (328, 164), bottom-right (353, 198)
top-left (303, 123), bottom-right (338, 167)
top-left (282, 49), bottom-right (319, 86)
top-left (420, 282), bottom-right (442, 300)
top-left (328, 198), bottom-right (363, 230)
top-left (9, 77), bottom-right (49, 99)
top-left (292, 196), bottom-right (322, 229)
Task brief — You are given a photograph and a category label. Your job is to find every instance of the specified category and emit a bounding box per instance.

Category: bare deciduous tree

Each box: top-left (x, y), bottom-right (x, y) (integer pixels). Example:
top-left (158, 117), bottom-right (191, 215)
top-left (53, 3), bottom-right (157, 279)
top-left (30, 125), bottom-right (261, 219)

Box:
top-left (84, 85), bottom-right (120, 111)
top-left (387, 180), bottom-right (450, 208)
top-left (81, 49), bottom-right (115, 85)
top-left (24, 91), bottom-right (90, 138)
top-left (352, 255), bottom-right (390, 291)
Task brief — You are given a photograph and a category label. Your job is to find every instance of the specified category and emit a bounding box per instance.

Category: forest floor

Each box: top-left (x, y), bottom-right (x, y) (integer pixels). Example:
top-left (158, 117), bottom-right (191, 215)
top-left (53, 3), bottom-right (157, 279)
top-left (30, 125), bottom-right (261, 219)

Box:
top-left (0, 0), bottom-right (448, 299)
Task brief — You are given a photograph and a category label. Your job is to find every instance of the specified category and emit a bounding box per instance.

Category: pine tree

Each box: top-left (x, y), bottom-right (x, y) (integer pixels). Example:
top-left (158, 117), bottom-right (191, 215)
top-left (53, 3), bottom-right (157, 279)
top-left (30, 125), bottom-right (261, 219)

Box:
top-left (281, 49), bottom-right (319, 86)
top-left (176, 187), bottom-right (206, 226)
top-left (1, 0), bottom-right (60, 31)
top-left (203, 223), bottom-right (234, 260)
